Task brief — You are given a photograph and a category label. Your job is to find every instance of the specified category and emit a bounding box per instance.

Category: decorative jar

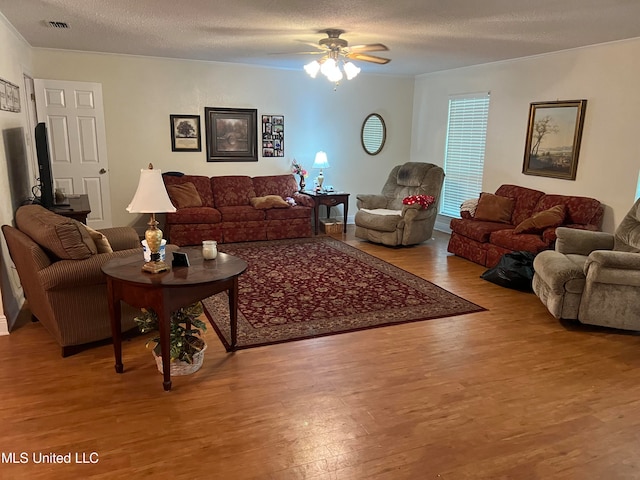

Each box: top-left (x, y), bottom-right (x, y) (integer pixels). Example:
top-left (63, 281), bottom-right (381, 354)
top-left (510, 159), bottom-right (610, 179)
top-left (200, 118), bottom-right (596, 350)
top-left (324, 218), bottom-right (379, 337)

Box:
top-left (202, 240), bottom-right (217, 260)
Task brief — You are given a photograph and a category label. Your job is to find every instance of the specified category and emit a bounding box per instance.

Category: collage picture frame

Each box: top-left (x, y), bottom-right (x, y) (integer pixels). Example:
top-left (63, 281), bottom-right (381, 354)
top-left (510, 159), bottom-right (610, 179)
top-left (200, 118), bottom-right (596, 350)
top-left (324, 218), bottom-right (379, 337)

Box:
top-left (262, 115), bottom-right (284, 157)
top-left (0, 77), bottom-right (21, 113)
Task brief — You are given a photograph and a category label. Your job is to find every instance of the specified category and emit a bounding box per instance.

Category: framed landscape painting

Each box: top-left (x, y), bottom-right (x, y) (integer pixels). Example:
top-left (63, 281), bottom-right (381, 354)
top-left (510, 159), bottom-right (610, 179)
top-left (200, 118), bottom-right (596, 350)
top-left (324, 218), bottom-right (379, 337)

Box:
top-left (204, 107), bottom-right (258, 162)
top-left (170, 114), bottom-right (201, 152)
top-left (522, 99), bottom-right (587, 180)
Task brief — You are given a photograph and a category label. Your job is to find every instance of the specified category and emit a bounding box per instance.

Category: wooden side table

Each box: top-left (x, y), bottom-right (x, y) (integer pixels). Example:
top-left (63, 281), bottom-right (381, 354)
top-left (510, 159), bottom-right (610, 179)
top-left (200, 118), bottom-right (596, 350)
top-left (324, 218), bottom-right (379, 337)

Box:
top-left (304, 191), bottom-right (350, 235)
top-left (49, 194), bottom-right (91, 224)
top-left (102, 247), bottom-right (247, 391)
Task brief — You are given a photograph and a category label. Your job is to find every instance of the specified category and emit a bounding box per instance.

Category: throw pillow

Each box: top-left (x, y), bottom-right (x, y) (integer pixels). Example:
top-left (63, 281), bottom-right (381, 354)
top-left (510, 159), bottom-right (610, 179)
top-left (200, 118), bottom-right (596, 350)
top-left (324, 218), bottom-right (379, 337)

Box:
top-left (460, 198), bottom-right (479, 218)
top-left (84, 225), bottom-right (113, 253)
top-left (514, 204), bottom-right (566, 234)
top-left (15, 204), bottom-right (97, 260)
top-left (249, 195), bottom-right (290, 209)
top-left (166, 182), bottom-right (203, 209)
top-left (474, 193), bottom-right (515, 224)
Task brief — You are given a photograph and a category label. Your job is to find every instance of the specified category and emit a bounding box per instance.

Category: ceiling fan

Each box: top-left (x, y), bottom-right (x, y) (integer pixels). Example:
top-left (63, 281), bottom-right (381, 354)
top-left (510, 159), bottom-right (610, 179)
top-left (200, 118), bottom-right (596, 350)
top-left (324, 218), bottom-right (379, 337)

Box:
top-left (311, 29), bottom-right (391, 64)
top-left (301, 29), bottom-right (391, 83)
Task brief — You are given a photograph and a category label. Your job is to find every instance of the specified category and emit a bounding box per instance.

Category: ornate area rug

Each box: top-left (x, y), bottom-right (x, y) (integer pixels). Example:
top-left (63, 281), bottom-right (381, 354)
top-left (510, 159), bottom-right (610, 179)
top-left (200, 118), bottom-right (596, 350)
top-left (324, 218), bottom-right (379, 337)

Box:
top-left (202, 237), bottom-right (485, 350)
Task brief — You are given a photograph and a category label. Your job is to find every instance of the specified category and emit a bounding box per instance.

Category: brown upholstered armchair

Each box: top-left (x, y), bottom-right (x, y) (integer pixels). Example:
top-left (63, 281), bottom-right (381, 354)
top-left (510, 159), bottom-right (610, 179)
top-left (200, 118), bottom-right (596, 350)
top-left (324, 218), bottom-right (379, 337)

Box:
top-left (533, 198), bottom-right (640, 330)
top-left (354, 162), bottom-right (444, 246)
top-left (2, 205), bottom-right (144, 356)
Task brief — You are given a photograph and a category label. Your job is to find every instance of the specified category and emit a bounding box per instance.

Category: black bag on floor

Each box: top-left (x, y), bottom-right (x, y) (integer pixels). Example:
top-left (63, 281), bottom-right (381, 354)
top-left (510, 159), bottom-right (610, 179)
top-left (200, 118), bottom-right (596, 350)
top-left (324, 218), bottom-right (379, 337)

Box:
top-left (480, 251), bottom-right (536, 291)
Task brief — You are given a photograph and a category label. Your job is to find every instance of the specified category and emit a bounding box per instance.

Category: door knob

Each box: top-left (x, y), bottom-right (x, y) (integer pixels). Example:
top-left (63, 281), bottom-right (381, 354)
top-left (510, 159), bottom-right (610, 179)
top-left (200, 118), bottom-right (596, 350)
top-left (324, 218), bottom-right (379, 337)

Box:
top-left (99, 168), bottom-right (107, 174)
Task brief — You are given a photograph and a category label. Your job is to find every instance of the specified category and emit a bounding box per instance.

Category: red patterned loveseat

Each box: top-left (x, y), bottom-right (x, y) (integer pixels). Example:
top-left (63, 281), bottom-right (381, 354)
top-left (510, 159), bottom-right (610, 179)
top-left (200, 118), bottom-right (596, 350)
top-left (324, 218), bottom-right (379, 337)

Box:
top-left (447, 184), bottom-right (603, 267)
top-left (162, 173), bottom-right (314, 245)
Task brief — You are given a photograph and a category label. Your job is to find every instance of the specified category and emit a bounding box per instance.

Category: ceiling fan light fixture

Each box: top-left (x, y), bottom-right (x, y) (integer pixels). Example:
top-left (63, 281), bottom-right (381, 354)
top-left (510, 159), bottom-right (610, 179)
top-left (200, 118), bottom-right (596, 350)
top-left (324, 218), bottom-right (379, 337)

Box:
top-left (320, 57), bottom-right (337, 77)
top-left (304, 60), bottom-right (321, 78)
top-left (327, 66), bottom-right (343, 83)
top-left (343, 61), bottom-right (361, 80)
top-left (302, 30), bottom-right (390, 87)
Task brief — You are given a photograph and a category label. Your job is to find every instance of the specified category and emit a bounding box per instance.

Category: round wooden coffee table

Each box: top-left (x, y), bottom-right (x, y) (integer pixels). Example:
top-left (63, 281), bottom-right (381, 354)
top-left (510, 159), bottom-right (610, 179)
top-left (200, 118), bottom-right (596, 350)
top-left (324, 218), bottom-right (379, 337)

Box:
top-left (102, 247), bottom-right (247, 391)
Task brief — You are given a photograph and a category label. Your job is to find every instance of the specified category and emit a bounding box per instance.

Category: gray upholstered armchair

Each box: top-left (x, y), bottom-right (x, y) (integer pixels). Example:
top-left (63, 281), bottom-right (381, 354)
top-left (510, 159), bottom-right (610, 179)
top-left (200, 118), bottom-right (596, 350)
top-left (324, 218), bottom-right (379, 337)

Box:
top-left (532, 198), bottom-right (640, 330)
top-left (354, 162), bottom-right (444, 246)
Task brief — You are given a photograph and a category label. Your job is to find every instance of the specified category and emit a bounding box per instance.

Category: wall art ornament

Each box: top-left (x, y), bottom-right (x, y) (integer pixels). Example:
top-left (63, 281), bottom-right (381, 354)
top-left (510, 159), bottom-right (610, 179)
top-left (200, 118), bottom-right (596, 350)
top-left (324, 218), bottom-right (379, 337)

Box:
top-left (262, 115), bottom-right (284, 157)
top-left (0, 77), bottom-right (21, 113)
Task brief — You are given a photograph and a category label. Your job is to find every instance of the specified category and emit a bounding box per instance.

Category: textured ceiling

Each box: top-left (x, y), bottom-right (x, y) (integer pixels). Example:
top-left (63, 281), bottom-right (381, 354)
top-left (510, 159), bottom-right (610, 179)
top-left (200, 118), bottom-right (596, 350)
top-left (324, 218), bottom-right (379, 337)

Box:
top-left (2, 0), bottom-right (640, 76)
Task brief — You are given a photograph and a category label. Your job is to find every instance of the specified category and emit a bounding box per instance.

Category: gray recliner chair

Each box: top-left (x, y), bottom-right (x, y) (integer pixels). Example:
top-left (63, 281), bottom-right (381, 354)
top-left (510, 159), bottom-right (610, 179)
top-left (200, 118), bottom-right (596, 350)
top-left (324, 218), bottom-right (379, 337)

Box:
top-left (532, 198), bottom-right (640, 330)
top-left (354, 162), bottom-right (444, 246)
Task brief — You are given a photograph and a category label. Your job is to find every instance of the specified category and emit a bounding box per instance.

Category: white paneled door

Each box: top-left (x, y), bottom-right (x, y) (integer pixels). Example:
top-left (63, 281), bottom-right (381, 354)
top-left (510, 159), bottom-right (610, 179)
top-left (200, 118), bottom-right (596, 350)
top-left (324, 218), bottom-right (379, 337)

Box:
top-left (34, 79), bottom-right (112, 229)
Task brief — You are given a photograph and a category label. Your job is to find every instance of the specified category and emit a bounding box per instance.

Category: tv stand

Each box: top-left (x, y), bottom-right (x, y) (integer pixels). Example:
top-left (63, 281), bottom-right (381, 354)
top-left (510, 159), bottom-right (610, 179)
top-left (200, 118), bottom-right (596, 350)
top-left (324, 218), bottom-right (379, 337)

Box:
top-left (49, 194), bottom-right (91, 224)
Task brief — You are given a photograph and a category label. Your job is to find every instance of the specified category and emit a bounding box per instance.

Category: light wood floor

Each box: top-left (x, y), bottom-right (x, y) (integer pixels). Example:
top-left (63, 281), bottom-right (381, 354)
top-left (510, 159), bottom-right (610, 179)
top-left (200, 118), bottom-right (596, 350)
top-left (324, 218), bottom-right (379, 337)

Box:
top-left (2, 229), bottom-right (640, 480)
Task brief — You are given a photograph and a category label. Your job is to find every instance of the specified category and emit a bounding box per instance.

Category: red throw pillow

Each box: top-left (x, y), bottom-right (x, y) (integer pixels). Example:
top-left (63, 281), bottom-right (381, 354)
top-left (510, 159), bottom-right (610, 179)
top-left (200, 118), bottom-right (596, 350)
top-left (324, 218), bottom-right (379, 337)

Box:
top-left (514, 204), bottom-right (566, 234)
top-left (473, 193), bottom-right (515, 224)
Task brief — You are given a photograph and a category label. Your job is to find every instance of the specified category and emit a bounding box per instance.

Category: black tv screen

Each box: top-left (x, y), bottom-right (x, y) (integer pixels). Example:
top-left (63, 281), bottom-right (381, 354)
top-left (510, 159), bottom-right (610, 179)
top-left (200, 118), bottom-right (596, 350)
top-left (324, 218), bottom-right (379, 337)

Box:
top-left (35, 122), bottom-right (54, 208)
top-left (3, 127), bottom-right (32, 213)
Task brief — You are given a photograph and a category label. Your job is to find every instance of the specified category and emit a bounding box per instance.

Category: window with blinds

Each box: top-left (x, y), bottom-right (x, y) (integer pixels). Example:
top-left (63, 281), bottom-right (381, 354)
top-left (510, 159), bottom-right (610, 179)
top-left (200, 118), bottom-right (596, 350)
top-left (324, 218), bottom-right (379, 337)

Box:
top-left (440, 92), bottom-right (490, 218)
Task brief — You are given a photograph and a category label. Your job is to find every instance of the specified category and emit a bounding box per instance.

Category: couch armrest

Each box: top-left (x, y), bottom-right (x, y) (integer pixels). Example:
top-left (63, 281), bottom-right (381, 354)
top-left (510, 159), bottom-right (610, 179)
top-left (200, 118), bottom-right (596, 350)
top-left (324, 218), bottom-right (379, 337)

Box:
top-left (401, 203), bottom-right (434, 221)
top-left (555, 227), bottom-right (614, 255)
top-left (291, 192), bottom-right (314, 208)
top-left (357, 194), bottom-right (388, 210)
top-left (38, 247), bottom-right (143, 291)
top-left (585, 250), bottom-right (640, 287)
top-left (99, 227), bottom-right (141, 251)
top-left (587, 250), bottom-right (640, 270)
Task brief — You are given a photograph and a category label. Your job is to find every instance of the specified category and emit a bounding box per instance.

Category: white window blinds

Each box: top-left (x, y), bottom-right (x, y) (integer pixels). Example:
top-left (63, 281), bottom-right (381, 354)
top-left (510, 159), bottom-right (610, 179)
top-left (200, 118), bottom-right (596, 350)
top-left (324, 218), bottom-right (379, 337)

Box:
top-left (441, 92), bottom-right (490, 217)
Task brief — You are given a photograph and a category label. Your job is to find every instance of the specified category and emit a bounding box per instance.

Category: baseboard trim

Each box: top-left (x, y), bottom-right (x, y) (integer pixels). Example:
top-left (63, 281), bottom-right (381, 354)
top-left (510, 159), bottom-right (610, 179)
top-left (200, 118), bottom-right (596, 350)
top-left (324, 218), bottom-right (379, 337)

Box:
top-left (0, 314), bottom-right (8, 336)
top-left (435, 214), bottom-right (453, 234)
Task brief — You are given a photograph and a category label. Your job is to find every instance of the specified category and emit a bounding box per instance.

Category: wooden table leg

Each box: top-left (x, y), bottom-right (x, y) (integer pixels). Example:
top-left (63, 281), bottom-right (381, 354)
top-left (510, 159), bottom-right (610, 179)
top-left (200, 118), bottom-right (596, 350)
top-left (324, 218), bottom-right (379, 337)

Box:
top-left (106, 278), bottom-right (123, 374)
top-left (157, 304), bottom-right (173, 391)
top-left (229, 277), bottom-right (239, 351)
top-left (343, 202), bottom-right (348, 233)
top-left (313, 204), bottom-right (320, 235)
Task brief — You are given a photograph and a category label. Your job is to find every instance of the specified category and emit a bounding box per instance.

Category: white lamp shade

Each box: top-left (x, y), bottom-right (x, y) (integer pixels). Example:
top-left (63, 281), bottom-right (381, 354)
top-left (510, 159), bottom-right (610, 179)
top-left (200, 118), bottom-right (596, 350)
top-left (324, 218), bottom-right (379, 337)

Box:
top-left (327, 67), bottom-right (343, 83)
top-left (343, 61), bottom-right (361, 80)
top-left (304, 60), bottom-right (321, 78)
top-left (313, 151), bottom-right (330, 169)
top-left (320, 58), bottom-right (336, 77)
top-left (126, 167), bottom-right (177, 213)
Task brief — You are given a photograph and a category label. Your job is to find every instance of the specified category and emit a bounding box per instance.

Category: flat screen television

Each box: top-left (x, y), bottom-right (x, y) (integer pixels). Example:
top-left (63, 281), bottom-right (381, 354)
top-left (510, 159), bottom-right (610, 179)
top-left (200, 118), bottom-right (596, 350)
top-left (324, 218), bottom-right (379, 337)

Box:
top-left (35, 122), bottom-right (54, 208)
top-left (3, 127), bottom-right (32, 213)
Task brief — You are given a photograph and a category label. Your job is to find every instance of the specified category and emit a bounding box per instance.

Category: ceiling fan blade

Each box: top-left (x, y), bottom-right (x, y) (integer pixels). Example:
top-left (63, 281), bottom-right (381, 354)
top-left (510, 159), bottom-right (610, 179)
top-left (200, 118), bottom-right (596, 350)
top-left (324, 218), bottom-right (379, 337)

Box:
top-left (348, 43), bottom-right (389, 53)
top-left (346, 52), bottom-right (391, 64)
top-left (269, 51), bottom-right (326, 56)
top-left (295, 39), bottom-right (328, 50)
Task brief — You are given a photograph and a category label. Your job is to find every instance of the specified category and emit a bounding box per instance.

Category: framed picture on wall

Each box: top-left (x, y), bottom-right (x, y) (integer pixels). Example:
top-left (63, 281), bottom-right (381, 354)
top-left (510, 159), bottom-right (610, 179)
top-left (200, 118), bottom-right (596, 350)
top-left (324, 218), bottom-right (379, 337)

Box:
top-left (522, 99), bottom-right (587, 180)
top-left (0, 82), bottom-right (6, 111)
top-left (262, 114), bottom-right (284, 157)
top-left (170, 114), bottom-right (201, 152)
top-left (0, 78), bottom-right (20, 113)
top-left (204, 107), bottom-right (258, 162)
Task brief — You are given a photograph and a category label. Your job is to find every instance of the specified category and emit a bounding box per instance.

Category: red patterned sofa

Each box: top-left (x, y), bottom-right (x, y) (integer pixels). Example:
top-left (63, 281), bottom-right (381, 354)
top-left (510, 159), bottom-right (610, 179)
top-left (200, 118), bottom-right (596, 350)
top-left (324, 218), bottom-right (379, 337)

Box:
top-left (447, 184), bottom-right (603, 267)
top-left (162, 173), bottom-right (314, 245)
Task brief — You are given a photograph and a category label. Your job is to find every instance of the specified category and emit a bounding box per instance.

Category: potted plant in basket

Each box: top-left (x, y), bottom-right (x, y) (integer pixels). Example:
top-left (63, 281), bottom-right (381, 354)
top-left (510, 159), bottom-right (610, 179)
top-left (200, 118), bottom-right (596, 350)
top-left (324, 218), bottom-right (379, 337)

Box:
top-left (134, 301), bottom-right (208, 376)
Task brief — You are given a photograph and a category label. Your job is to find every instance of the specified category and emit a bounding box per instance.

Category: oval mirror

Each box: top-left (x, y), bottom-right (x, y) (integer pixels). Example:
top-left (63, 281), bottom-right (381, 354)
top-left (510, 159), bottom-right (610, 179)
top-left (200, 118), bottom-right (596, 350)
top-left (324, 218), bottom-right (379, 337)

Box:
top-left (361, 113), bottom-right (386, 155)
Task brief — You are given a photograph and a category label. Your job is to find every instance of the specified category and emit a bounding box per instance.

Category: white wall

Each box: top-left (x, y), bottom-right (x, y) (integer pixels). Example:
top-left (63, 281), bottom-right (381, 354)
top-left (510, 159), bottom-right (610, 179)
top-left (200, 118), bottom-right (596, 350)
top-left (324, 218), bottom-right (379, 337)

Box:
top-left (0, 14), bottom-right (33, 331)
top-left (31, 50), bottom-right (415, 230)
top-left (411, 38), bottom-right (640, 233)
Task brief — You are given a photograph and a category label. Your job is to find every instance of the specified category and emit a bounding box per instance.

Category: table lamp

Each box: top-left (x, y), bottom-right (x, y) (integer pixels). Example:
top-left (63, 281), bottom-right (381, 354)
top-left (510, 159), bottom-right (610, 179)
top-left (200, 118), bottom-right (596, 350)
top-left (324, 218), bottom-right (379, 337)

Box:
top-left (126, 163), bottom-right (176, 273)
top-left (313, 151), bottom-right (330, 191)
